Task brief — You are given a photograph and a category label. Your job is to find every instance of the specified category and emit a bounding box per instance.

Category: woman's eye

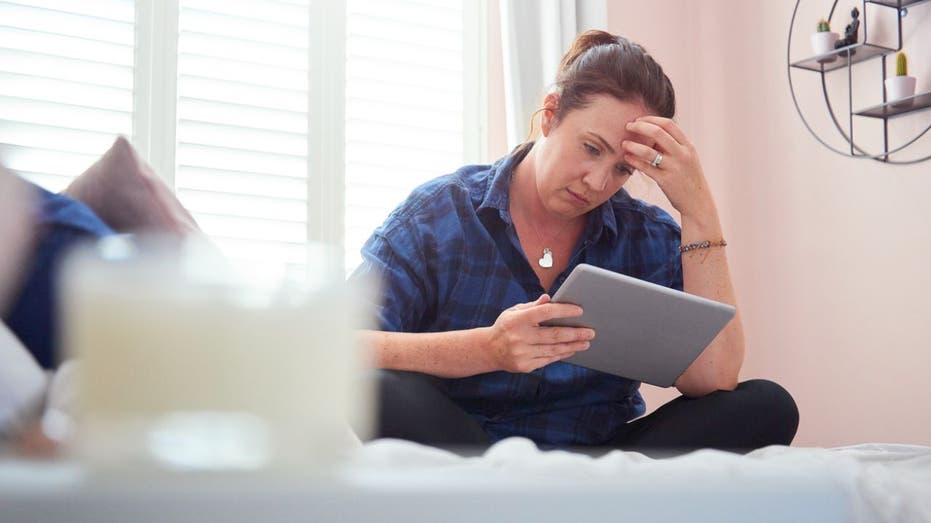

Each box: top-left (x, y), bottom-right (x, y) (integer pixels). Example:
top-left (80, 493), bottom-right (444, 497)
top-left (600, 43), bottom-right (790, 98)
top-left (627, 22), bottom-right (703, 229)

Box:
top-left (583, 143), bottom-right (599, 156)
top-left (616, 164), bottom-right (633, 176)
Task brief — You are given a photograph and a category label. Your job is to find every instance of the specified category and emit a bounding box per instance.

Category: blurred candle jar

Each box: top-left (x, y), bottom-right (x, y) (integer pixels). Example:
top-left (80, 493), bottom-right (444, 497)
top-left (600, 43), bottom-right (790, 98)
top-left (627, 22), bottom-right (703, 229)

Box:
top-left (60, 236), bottom-right (375, 471)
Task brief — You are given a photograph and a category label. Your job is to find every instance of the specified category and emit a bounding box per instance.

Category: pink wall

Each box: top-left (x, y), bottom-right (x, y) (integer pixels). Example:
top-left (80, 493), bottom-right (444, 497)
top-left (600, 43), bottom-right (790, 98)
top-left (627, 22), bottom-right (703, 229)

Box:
top-left (608, 0), bottom-right (931, 447)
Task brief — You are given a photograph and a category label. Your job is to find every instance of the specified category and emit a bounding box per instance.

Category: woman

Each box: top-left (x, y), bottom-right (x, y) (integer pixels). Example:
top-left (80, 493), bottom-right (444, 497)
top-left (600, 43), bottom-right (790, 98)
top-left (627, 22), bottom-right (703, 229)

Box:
top-left (352, 30), bottom-right (798, 454)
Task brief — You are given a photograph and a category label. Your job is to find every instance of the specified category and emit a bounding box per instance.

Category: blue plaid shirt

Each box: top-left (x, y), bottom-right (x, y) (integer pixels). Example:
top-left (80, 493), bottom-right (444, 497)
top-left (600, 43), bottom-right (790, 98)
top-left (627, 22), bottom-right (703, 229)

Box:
top-left (353, 145), bottom-right (683, 447)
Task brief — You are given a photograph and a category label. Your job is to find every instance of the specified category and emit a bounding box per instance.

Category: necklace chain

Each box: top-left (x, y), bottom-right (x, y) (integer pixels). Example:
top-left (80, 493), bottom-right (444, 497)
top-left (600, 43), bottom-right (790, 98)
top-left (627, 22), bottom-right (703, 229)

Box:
top-left (514, 202), bottom-right (578, 270)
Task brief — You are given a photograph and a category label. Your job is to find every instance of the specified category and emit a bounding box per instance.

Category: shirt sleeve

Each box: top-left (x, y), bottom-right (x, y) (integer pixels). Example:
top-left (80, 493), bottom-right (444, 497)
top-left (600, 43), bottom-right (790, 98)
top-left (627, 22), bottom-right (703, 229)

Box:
top-left (351, 220), bottom-right (436, 333)
top-left (634, 217), bottom-right (683, 292)
top-left (3, 186), bottom-right (115, 369)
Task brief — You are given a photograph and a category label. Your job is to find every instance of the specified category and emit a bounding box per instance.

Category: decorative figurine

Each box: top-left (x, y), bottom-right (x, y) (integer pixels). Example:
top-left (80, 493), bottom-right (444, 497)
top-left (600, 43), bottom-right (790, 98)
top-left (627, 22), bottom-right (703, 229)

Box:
top-left (834, 7), bottom-right (860, 49)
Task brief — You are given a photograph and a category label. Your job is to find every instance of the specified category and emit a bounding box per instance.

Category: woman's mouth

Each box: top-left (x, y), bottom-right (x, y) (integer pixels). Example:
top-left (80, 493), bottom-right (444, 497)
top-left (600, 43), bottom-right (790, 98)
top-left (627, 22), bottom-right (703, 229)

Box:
top-left (566, 188), bottom-right (590, 206)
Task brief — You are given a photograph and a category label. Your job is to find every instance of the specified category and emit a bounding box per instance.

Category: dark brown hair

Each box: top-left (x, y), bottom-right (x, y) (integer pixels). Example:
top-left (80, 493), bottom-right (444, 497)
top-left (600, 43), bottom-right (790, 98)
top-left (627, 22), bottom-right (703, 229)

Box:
top-left (547, 30), bottom-right (675, 126)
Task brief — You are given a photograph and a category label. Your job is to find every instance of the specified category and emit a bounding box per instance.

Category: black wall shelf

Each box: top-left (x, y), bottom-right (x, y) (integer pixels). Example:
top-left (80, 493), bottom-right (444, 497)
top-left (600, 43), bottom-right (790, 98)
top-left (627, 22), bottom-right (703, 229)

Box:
top-left (865, 0), bottom-right (931, 9)
top-left (855, 91), bottom-right (931, 118)
top-left (788, 0), bottom-right (931, 163)
top-left (791, 42), bottom-right (896, 72)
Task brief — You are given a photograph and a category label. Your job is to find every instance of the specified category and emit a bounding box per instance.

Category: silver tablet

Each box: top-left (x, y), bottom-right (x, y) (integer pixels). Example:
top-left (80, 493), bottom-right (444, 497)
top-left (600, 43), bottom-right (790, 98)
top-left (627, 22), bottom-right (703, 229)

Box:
top-left (542, 264), bottom-right (736, 387)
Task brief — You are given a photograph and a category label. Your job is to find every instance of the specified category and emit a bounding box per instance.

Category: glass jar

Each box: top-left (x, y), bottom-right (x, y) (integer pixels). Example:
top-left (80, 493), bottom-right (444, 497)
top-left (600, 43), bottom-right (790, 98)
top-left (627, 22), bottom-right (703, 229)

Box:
top-left (59, 235), bottom-right (375, 471)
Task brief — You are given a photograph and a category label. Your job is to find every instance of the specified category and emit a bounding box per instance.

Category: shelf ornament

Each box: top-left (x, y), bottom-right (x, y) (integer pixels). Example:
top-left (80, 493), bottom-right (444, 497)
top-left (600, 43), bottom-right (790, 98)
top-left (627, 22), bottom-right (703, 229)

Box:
top-left (811, 19), bottom-right (839, 60)
top-left (885, 51), bottom-right (917, 107)
top-left (834, 7), bottom-right (860, 49)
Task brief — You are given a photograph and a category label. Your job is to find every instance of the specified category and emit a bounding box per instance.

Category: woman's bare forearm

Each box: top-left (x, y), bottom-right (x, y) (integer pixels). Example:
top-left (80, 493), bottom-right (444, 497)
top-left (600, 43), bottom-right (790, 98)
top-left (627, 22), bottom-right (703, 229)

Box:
top-left (675, 213), bottom-right (745, 396)
top-left (363, 328), bottom-right (496, 379)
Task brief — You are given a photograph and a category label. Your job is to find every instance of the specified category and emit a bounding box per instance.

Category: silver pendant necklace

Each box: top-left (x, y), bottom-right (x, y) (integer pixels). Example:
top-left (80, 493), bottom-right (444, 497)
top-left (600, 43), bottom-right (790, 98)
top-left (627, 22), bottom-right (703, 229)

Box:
top-left (516, 206), bottom-right (577, 270)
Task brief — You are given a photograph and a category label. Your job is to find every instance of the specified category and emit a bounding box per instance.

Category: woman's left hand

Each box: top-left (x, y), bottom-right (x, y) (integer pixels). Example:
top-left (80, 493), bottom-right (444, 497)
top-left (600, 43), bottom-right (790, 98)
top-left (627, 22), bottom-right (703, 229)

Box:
top-left (621, 116), bottom-right (718, 226)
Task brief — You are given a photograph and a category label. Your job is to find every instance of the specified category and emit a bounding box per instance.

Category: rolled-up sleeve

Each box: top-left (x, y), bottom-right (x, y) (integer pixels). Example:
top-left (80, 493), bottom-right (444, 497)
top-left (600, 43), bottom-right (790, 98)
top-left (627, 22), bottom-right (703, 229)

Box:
top-left (352, 220), bottom-right (436, 333)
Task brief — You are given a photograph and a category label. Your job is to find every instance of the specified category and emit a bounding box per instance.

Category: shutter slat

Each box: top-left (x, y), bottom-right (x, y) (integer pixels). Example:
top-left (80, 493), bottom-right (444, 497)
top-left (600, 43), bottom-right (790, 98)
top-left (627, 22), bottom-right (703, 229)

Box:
top-left (0, 120), bottom-right (126, 155)
top-left (0, 96), bottom-right (131, 134)
top-left (0, 3), bottom-right (133, 43)
top-left (181, 0), bottom-right (308, 28)
top-left (178, 32), bottom-right (307, 69)
top-left (180, 7), bottom-right (308, 48)
top-left (177, 120), bottom-right (307, 157)
top-left (0, 143), bottom-right (99, 180)
top-left (3, 0), bottom-right (133, 22)
top-left (178, 98), bottom-right (307, 134)
top-left (0, 48), bottom-right (133, 89)
top-left (0, 72), bottom-right (132, 111)
top-left (177, 166), bottom-right (307, 199)
top-left (178, 75), bottom-right (306, 112)
top-left (176, 143), bottom-right (306, 178)
top-left (179, 54), bottom-right (307, 90)
top-left (0, 26), bottom-right (133, 65)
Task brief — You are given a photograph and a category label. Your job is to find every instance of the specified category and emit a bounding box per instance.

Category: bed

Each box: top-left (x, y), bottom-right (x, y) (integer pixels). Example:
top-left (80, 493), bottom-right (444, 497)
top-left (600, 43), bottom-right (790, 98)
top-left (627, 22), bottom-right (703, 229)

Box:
top-left (3, 152), bottom-right (929, 521)
top-left (1, 435), bottom-right (929, 522)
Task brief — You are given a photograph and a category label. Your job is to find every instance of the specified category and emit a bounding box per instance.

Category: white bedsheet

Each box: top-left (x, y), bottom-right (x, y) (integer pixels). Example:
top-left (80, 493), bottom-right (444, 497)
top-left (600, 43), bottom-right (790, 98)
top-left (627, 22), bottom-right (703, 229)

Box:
top-left (343, 437), bottom-right (931, 523)
top-left (1, 437), bottom-right (929, 522)
top-left (6, 364), bottom-right (930, 522)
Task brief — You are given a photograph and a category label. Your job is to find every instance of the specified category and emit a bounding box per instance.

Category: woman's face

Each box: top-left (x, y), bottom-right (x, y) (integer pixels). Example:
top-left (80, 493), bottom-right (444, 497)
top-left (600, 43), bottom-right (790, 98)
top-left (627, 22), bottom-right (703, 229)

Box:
top-left (532, 93), bottom-right (654, 218)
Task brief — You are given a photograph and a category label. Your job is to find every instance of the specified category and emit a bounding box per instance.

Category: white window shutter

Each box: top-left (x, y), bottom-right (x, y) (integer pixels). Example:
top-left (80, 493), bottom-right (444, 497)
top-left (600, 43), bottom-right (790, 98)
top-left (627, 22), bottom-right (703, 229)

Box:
top-left (174, 0), bottom-right (311, 267)
top-left (1, 0), bottom-right (485, 276)
top-left (343, 0), bottom-right (468, 274)
top-left (0, 0), bottom-right (135, 191)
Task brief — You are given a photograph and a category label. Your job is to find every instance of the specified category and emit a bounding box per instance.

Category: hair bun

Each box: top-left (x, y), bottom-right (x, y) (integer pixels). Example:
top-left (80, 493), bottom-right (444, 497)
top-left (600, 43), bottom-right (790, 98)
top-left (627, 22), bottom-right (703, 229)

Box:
top-left (559, 30), bottom-right (619, 71)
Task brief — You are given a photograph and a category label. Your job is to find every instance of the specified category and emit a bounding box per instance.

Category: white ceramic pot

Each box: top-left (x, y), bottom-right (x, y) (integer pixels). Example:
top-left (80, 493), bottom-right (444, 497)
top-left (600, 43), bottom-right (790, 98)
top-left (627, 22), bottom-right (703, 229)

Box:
top-left (810, 31), bottom-right (839, 58)
top-left (884, 76), bottom-right (917, 106)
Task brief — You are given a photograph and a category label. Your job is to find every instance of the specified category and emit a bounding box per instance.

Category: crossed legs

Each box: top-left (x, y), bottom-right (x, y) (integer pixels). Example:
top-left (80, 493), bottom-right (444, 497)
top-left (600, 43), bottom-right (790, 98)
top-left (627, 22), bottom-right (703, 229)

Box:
top-left (370, 370), bottom-right (799, 455)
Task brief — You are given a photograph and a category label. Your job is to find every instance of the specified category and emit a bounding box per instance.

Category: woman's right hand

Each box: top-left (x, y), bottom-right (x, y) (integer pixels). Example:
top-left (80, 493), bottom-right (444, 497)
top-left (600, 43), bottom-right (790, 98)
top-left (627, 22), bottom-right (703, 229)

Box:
top-left (486, 294), bottom-right (594, 373)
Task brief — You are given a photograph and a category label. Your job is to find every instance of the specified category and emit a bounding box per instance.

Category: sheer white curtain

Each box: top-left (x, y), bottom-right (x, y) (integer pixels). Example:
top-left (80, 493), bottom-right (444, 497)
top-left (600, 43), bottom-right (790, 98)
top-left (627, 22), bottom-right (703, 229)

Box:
top-left (498, 0), bottom-right (606, 150)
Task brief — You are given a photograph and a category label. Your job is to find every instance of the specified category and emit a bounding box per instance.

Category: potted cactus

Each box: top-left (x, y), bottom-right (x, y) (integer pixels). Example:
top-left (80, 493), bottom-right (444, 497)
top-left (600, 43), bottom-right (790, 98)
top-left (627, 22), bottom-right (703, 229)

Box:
top-left (811, 19), bottom-right (839, 60)
top-left (885, 52), bottom-right (917, 106)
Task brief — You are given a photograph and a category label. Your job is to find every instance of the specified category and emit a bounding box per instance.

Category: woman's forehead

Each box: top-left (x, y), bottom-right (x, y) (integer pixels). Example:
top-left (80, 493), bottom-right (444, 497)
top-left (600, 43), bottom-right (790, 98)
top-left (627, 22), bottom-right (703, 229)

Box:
top-left (566, 95), bottom-right (655, 148)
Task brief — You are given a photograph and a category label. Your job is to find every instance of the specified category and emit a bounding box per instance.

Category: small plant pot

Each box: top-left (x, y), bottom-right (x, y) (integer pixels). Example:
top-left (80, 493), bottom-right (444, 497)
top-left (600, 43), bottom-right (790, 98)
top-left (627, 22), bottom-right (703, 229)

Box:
top-left (810, 32), bottom-right (839, 61)
top-left (885, 76), bottom-right (917, 107)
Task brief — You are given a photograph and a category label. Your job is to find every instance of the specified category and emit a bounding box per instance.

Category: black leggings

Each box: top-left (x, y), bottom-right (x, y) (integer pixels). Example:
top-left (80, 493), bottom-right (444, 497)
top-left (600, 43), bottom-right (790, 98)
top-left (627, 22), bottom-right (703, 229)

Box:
top-left (370, 370), bottom-right (799, 456)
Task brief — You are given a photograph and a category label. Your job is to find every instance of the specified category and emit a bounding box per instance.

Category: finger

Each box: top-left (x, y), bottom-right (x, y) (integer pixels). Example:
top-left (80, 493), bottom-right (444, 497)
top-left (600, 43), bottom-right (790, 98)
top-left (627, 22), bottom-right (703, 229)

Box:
top-left (622, 140), bottom-right (665, 170)
top-left (532, 325), bottom-right (595, 345)
top-left (535, 339), bottom-right (591, 357)
top-left (624, 152), bottom-right (662, 181)
top-left (524, 302), bottom-right (584, 324)
top-left (625, 120), bottom-right (679, 153)
top-left (509, 294), bottom-right (549, 312)
top-left (635, 116), bottom-right (690, 146)
top-left (532, 342), bottom-right (591, 367)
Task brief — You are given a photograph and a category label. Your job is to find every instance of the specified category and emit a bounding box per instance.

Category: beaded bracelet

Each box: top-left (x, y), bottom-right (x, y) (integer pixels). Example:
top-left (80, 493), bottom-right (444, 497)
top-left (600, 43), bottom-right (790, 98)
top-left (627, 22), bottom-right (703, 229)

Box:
top-left (679, 239), bottom-right (727, 253)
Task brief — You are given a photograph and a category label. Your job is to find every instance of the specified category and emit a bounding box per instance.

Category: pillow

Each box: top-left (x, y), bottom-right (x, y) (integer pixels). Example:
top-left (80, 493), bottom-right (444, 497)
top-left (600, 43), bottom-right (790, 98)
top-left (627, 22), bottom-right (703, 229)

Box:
top-left (63, 136), bottom-right (200, 235)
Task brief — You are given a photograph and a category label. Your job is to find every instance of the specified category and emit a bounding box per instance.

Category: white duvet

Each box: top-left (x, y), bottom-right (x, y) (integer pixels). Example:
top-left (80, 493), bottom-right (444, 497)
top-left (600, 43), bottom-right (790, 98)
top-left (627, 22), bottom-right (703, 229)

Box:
top-left (344, 437), bottom-right (931, 523)
top-left (4, 360), bottom-right (929, 522)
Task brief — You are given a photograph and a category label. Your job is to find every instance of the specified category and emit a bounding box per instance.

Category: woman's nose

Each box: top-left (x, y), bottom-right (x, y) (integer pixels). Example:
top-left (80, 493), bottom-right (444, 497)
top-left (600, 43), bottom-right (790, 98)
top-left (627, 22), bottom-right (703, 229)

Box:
top-left (581, 166), bottom-right (611, 192)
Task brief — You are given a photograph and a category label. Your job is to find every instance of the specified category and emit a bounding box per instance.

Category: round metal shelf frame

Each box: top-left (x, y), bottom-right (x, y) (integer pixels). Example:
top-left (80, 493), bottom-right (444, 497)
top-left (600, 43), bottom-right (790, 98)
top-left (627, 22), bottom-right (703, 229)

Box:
top-left (787, 0), bottom-right (931, 164)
